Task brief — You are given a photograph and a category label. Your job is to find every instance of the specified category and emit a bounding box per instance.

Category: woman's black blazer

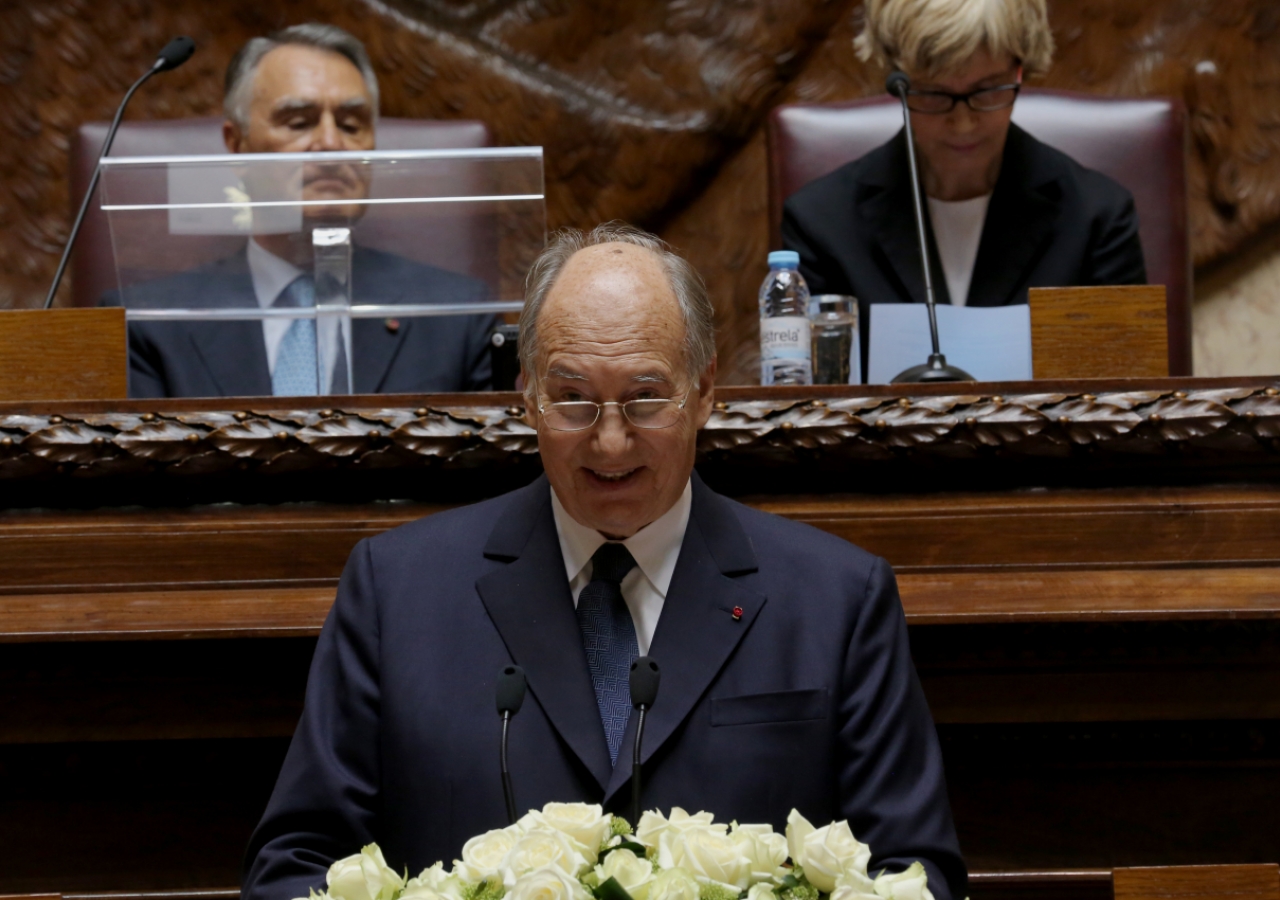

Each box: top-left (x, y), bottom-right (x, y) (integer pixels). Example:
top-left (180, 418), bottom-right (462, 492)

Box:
top-left (781, 122), bottom-right (1147, 308)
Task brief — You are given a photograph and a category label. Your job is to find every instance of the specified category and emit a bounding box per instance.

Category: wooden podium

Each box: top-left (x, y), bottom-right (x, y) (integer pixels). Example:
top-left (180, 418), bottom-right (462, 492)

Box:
top-left (0, 308), bottom-right (127, 402)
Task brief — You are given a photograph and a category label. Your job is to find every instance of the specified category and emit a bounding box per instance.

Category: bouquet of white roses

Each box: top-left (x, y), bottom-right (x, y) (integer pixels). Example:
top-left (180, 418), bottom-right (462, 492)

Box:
top-left (302, 803), bottom-right (934, 900)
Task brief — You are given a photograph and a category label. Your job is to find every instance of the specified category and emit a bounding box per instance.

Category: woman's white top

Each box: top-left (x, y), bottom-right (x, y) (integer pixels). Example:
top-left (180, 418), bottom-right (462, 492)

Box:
top-left (926, 192), bottom-right (992, 307)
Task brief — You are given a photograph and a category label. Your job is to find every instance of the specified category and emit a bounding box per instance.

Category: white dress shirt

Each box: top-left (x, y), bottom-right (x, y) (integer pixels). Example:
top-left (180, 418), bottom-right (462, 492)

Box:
top-left (246, 239), bottom-right (344, 393)
top-left (550, 479), bottom-right (692, 655)
top-left (926, 192), bottom-right (991, 307)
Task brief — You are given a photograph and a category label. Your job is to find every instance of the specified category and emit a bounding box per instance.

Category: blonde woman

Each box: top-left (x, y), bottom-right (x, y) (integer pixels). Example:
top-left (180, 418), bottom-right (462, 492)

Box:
top-left (782, 0), bottom-right (1145, 317)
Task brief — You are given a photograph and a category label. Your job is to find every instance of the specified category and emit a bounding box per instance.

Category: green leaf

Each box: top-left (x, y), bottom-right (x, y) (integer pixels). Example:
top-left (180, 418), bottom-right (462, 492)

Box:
top-left (598, 839), bottom-right (649, 864)
top-left (596, 877), bottom-right (636, 900)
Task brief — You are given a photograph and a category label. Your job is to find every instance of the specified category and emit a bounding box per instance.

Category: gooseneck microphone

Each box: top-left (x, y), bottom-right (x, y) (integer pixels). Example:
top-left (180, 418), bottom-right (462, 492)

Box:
top-left (495, 664), bottom-right (527, 825)
top-left (43, 36), bottom-right (196, 310)
top-left (885, 70), bottom-right (974, 383)
top-left (628, 656), bottom-right (660, 827)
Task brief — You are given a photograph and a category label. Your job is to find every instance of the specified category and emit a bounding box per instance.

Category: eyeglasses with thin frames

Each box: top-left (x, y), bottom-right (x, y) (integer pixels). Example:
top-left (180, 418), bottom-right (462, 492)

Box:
top-left (906, 82), bottom-right (1021, 114)
top-left (537, 390), bottom-right (691, 432)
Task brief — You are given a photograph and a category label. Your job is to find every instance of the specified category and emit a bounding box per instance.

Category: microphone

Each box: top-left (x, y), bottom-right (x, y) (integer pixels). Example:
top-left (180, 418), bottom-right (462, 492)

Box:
top-left (884, 70), bottom-right (974, 383)
top-left (43, 37), bottom-right (196, 310)
top-left (495, 664), bottom-right (527, 825)
top-left (628, 656), bottom-right (660, 827)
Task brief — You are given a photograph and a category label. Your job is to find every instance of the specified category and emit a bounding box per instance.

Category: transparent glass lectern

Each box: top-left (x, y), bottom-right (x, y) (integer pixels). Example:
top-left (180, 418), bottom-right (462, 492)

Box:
top-left (99, 148), bottom-right (546, 397)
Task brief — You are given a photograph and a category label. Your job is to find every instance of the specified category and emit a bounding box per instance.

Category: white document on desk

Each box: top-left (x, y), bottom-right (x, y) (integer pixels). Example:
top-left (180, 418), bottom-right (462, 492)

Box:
top-left (867, 303), bottom-right (1033, 384)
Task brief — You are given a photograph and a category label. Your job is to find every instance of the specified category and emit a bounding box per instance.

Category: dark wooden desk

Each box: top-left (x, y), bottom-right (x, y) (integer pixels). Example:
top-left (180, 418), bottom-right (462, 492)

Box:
top-left (3, 378), bottom-right (1279, 893)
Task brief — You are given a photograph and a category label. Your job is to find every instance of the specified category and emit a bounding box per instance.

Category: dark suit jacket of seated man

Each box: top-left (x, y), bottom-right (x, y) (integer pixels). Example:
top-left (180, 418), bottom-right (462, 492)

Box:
top-left (241, 224), bottom-right (967, 900)
top-left (106, 244), bottom-right (496, 398)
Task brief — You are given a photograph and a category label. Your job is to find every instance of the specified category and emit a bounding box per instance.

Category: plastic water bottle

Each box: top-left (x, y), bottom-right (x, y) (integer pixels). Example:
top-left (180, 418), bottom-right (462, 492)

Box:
top-left (758, 250), bottom-right (812, 386)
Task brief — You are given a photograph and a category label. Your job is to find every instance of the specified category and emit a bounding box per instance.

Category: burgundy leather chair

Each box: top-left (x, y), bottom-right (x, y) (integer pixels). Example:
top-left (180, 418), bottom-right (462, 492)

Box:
top-left (69, 117), bottom-right (491, 308)
top-left (767, 89), bottom-right (1192, 375)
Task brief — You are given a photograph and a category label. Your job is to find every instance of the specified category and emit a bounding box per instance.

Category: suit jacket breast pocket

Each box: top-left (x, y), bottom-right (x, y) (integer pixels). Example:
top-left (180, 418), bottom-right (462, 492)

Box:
top-left (710, 688), bottom-right (830, 727)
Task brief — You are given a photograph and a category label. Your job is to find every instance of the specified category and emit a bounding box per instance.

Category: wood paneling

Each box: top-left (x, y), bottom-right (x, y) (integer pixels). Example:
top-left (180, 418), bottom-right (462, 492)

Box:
top-left (0, 309), bottom-right (126, 401)
top-left (2, 1), bottom-right (1279, 380)
top-left (1113, 865), bottom-right (1280, 900)
top-left (1030, 286), bottom-right (1170, 380)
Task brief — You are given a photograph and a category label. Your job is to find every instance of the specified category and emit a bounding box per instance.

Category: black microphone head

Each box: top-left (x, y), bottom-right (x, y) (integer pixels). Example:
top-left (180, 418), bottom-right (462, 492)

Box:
top-left (154, 37), bottom-right (195, 72)
top-left (629, 657), bottom-right (660, 709)
top-left (885, 70), bottom-right (911, 98)
top-left (496, 665), bottom-right (527, 715)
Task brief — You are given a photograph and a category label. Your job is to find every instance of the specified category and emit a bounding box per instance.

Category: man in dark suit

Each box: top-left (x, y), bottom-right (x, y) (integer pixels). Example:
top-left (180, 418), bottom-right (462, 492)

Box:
top-left (242, 223), bottom-right (966, 900)
top-left (112, 23), bottom-right (494, 397)
top-left (121, 246), bottom-right (493, 397)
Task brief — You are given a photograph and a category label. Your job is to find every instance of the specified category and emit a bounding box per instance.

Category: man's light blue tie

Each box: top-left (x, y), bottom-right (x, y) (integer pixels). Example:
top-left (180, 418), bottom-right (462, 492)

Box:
top-left (272, 275), bottom-right (318, 396)
top-left (576, 542), bottom-right (639, 765)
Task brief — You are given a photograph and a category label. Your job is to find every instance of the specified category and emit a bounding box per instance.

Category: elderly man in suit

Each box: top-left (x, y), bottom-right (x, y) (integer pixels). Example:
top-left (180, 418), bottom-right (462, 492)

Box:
top-left (116, 23), bottom-right (494, 398)
top-left (242, 224), bottom-right (966, 900)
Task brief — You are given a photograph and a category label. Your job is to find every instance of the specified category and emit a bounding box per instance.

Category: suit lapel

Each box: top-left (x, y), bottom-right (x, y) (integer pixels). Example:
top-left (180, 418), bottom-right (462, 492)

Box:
top-left (603, 474), bottom-right (766, 802)
top-left (185, 254), bottom-right (273, 396)
top-left (967, 124), bottom-right (1062, 307)
top-left (351, 248), bottom-right (411, 393)
top-left (858, 130), bottom-right (952, 307)
top-left (475, 477), bottom-right (614, 793)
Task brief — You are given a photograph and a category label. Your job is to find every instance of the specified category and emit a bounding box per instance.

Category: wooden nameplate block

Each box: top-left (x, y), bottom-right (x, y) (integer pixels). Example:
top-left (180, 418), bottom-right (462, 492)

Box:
top-left (0, 307), bottom-right (126, 401)
top-left (1030, 284), bottom-right (1169, 379)
top-left (1114, 864), bottom-right (1280, 900)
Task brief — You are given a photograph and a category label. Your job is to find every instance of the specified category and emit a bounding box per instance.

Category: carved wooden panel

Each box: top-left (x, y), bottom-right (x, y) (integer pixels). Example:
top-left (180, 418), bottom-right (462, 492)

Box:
top-left (2, 1), bottom-right (1279, 383)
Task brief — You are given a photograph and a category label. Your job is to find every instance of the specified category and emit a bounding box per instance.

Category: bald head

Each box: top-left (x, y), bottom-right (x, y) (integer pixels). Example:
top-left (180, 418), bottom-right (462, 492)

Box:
top-left (518, 223), bottom-right (715, 390)
top-left (537, 242), bottom-right (686, 387)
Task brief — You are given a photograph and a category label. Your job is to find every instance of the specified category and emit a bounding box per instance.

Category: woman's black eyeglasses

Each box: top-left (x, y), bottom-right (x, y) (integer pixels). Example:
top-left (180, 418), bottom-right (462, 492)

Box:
top-left (906, 83), bottom-right (1021, 114)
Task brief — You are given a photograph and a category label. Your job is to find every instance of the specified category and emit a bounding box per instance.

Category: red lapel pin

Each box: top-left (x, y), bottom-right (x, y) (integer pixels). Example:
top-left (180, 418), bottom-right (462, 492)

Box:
top-left (732, 606), bottom-right (743, 621)
top-left (385, 318), bottom-right (401, 334)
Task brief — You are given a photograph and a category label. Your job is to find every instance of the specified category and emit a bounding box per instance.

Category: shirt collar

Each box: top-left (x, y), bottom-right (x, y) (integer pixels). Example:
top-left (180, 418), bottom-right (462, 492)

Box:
top-left (550, 479), bottom-right (692, 597)
top-left (247, 238), bottom-right (304, 310)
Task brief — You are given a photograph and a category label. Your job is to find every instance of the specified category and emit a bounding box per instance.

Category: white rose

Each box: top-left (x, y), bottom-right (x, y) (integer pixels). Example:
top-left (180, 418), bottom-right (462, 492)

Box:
top-left (657, 826), bottom-right (751, 890)
top-left (646, 868), bottom-right (701, 900)
top-left (595, 848), bottom-right (655, 900)
top-left (636, 808), bottom-right (718, 850)
top-left (456, 826), bottom-right (522, 882)
top-left (873, 863), bottom-right (935, 900)
top-left (523, 803), bottom-right (614, 863)
top-left (402, 862), bottom-right (466, 900)
top-left (832, 868), bottom-right (879, 900)
top-left (730, 823), bottom-right (788, 884)
top-left (785, 811), bottom-right (870, 894)
top-left (502, 829), bottom-right (591, 886)
top-left (506, 866), bottom-right (593, 900)
top-left (747, 883), bottom-right (778, 900)
top-left (327, 844), bottom-right (406, 900)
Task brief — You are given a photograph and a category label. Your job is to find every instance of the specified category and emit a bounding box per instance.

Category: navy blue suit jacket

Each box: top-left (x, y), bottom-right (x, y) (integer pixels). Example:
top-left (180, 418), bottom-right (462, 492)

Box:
top-left (242, 473), bottom-right (966, 900)
top-left (107, 246), bottom-right (496, 397)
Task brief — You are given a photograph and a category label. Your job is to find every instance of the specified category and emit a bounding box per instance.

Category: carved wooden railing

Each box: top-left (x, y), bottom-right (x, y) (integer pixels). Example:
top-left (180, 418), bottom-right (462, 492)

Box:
top-left (3, 377), bottom-right (1280, 506)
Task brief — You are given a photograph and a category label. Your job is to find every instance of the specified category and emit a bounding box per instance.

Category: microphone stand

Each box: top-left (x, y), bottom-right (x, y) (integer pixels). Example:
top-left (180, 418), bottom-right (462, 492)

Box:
top-left (495, 664), bottom-right (527, 825)
top-left (628, 657), bottom-right (660, 827)
top-left (44, 38), bottom-right (195, 309)
top-left (631, 702), bottom-right (648, 829)
top-left (886, 71), bottom-right (974, 383)
top-left (500, 710), bottom-right (517, 824)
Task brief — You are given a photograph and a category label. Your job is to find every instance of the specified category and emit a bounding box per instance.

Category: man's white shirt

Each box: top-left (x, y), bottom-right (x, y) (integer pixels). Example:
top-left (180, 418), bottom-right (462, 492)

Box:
top-left (247, 238), bottom-right (345, 393)
top-left (550, 479), bottom-right (692, 655)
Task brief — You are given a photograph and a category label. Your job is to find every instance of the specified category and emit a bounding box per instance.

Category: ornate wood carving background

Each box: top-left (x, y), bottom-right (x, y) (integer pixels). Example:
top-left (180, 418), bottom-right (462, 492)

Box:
top-left (2, 0), bottom-right (1278, 380)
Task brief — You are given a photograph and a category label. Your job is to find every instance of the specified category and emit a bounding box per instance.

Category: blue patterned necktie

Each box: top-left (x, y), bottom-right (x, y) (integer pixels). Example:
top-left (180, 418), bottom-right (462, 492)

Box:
top-left (576, 542), bottom-right (639, 765)
top-left (272, 275), bottom-right (318, 396)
